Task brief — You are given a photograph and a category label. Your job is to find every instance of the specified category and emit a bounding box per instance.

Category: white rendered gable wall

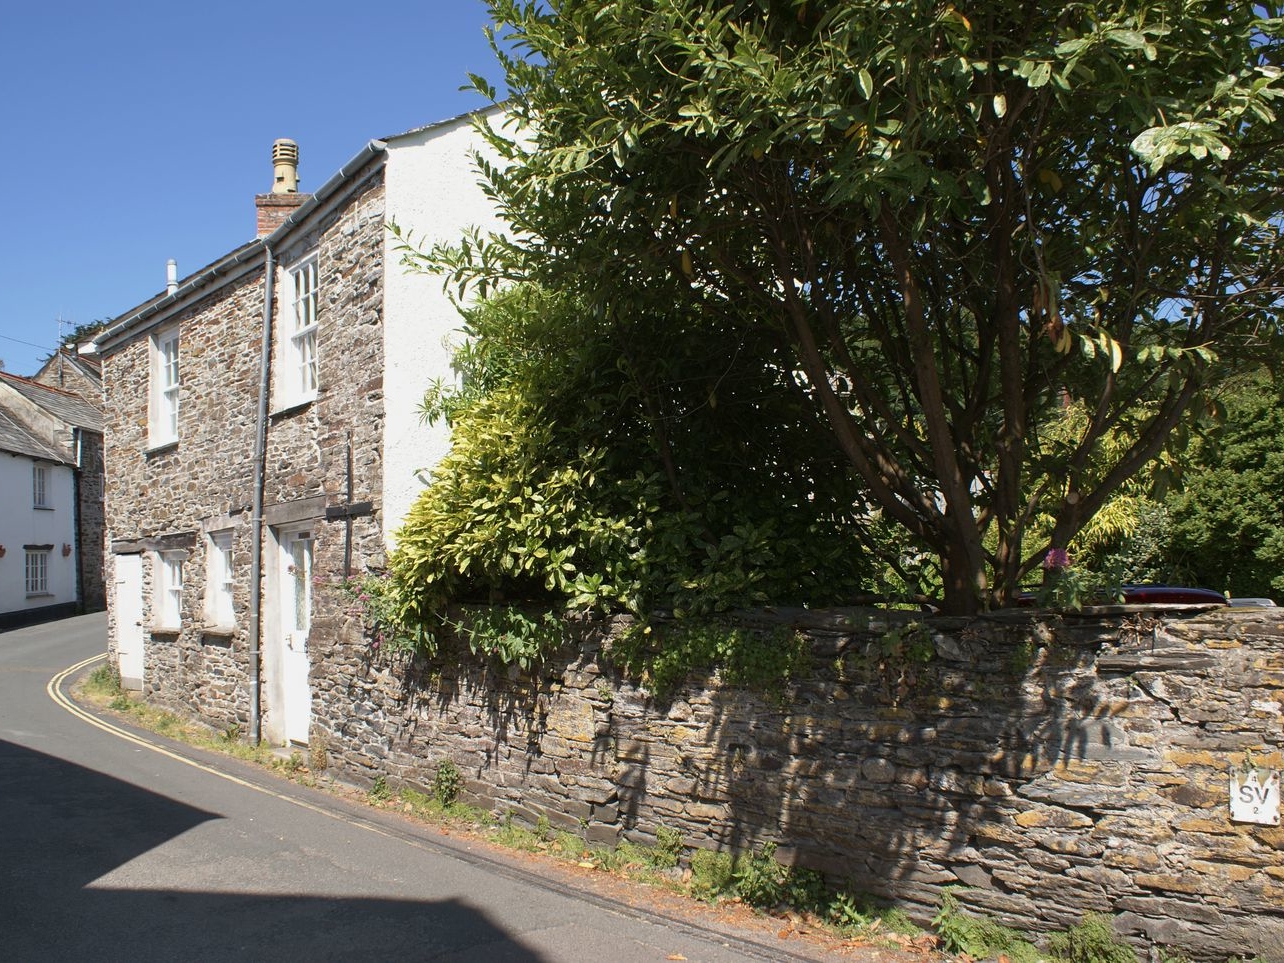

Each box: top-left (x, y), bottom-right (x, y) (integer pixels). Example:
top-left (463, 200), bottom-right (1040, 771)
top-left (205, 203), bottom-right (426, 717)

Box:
top-left (0, 456), bottom-right (77, 613)
top-left (381, 116), bottom-right (508, 547)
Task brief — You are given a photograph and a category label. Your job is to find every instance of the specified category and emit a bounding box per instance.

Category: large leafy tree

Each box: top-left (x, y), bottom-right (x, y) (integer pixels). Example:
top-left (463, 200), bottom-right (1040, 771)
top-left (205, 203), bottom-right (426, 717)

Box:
top-left (430, 0), bottom-right (1284, 614)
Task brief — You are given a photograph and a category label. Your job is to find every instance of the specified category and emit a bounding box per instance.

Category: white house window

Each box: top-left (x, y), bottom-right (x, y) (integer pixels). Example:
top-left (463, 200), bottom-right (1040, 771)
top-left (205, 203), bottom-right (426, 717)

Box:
top-left (150, 327), bottom-right (180, 447)
top-left (288, 531), bottom-right (313, 635)
top-left (206, 531), bottom-right (235, 627)
top-left (32, 464), bottom-right (48, 508)
top-left (158, 551), bottom-right (184, 628)
top-left (287, 256), bottom-right (319, 403)
top-left (25, 550), bottom-right (49, 595)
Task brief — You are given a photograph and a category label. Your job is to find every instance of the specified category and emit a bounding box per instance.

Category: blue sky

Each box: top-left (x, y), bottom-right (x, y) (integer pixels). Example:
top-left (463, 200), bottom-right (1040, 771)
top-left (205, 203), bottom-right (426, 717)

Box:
top-left (0, 1), bottom-right (503, 375)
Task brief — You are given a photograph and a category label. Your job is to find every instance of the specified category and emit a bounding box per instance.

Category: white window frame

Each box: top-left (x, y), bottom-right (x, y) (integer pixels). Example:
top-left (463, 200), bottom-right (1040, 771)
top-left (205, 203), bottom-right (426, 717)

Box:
top-left (157, 551), bottom-right (184, 629)
top-left (150, 327), bottom-right (180, 447)
top-left (32, 463), bottom-right (48, 509)
top-left (25, 550), bottom-right (49, 596)
top-left (206, 531), bottom-right (236, 628)
top-left (285, 255), bottom-right (319, 405)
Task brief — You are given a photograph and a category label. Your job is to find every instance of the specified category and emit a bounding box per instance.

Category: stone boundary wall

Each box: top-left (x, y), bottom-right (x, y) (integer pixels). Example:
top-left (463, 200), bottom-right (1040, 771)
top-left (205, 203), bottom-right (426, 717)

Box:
top-left (312, 606), bottom-right (1283, 960)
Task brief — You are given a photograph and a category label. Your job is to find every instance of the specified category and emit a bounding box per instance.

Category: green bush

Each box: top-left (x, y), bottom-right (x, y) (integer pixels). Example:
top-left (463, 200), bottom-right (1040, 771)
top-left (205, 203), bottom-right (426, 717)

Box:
top-left (84, 663), bottom-right (122, 696)
top-left (370, 283), bottom-right (874, 665)
top-left (614, 621), bottom-right (810, 699)
top-left (1048, 914), bottom-right (1138, 963)
top-left (368, 775), bottom-right (391, 802)
top-left (653, 825), bottom-right (682, 869)
top-left (690, 848), bottom-right (735, 901)
top-left (733, 842), bottom-right (790, 908)
top-left (933, 889), bottom-right (1041, 962)
top-left (433, 759), bottom-right (463, 808)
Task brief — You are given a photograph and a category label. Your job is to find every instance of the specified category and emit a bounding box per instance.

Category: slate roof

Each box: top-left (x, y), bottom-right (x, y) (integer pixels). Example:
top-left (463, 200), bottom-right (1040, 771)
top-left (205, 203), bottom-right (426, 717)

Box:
top-left (0, 372), bottom-right (103, 432)
top-left (0, 408), bottom-right (71, 463)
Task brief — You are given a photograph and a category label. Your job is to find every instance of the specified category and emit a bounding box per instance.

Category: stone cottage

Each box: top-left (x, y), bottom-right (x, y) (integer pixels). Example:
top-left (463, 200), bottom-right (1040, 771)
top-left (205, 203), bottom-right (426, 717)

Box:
top-left (94, 110), bottom-right (503, 743)
top-left (0, 364), bottom-right (105, 628)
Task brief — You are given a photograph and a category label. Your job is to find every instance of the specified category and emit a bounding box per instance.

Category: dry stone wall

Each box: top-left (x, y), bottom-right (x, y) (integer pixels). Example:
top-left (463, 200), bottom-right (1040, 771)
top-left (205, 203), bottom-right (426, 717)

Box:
top-left (311, 606), bottom-right (1284, 961)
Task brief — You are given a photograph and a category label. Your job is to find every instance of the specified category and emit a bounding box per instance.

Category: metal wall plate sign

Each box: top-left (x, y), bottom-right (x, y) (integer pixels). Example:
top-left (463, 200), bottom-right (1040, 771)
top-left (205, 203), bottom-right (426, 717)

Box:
top-left (1230, 768), bottom-right (1281, 826)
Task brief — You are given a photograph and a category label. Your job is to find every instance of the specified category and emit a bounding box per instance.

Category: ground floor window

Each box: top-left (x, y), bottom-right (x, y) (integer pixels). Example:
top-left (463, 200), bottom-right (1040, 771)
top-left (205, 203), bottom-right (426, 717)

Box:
top-left (206, 530), bottom-right (235, 627)
top-left (25, 550), bottom-right (49, 595)
top-left (158, 551), bottom-right (184, 628)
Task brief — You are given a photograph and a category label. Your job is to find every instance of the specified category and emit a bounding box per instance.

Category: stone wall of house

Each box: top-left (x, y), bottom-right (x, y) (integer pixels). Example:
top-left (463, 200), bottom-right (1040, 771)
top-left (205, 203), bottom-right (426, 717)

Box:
top-left (311, 606), bottom-right (1284, 961)
top-left (264, 167), bottom-right (386, 564)
top-left (101, 165), bottom-right (388, 740)
top-left (262, 169), bottom-right (387, 742)
top-left (76, 430), bottom-right (106, 611)
top-left (33, 350), bottom-right (102, 402)
top-left (101, 264), bottom-right (265, 729)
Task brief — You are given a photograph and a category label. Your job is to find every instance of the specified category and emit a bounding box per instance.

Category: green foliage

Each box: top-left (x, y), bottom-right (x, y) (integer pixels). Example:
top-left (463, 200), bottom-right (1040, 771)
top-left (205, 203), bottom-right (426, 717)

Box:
top-left (732, 842), bottom-right (791, 908)
top-left (1048, 914), bottom-right (1139, 963)
top-left (448, 606), bottom-right (567, 672)
top-left (689, 848), bottom-right (735, 901)
top-left (84, 663), bottom-right (122, 698)
top-left (1165, 372), bottom-right (1284, 599)
top-left (431, 0), bottom-right (1284, 614)
top-left (554, 831), bottom-right (586, 859)
top-left (826, 892), bottom-right (921, 938)
top-left (1084, 499), bottom-right (1175, 587)
top-left (368, 775), bottom-right (392, 802)
top-left (381, 281), bottom-right (873, 661)
top-left (272, 750), bottom-right (306, 776)
top-left (338, 572), bottom-right (421, 656)
top-left (933, 889), bottom-right (1042, 962)
top-left (1033, 561), bottom-right (1113, 611)
top-left (876, 621), bottom-right (936, 666)
top-left (433, 759), bottom-right (463, 808)
top-left (614, 621), bottom-right (809, 700)
top-left (654, 825), bottom-right (683, 870)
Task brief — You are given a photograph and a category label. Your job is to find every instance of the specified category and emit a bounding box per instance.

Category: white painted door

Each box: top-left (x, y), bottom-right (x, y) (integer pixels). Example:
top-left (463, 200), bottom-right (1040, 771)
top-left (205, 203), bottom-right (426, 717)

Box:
top-left (115, 554), bottom-right (145, 690)
top-left (280, 529), bottom-right (314, 744)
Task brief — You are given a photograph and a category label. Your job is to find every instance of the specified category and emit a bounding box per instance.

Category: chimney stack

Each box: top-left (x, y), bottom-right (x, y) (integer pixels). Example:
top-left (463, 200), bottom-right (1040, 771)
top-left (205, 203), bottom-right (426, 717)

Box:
top-left (272, 139), bottom-right (299, 193)
top-left (256, 138), bottom-right (309, 236)
top-left (166, 259), bottom-right (178, 295)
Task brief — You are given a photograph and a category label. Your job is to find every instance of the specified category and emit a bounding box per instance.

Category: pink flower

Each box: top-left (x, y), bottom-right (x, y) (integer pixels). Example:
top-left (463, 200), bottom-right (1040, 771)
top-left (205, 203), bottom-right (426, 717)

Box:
top-left (1043, 548), bottom-right (1071, 570)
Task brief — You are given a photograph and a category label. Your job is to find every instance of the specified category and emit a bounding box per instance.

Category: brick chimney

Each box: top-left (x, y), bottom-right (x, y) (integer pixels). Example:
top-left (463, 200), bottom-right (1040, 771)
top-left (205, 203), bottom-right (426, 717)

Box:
top-left (255, 139), bottom-right (310, 236)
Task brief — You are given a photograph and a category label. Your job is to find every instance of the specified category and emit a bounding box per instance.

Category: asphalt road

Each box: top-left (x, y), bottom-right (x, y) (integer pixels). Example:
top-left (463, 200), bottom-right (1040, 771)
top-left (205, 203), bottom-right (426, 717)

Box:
top-left (0, 613), bottom-right (839, 963)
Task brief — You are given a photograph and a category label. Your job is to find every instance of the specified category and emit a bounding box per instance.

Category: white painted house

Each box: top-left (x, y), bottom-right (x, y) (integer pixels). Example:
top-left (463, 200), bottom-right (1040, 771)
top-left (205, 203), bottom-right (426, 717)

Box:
top-left (0, 370), bottom-right (105, 628)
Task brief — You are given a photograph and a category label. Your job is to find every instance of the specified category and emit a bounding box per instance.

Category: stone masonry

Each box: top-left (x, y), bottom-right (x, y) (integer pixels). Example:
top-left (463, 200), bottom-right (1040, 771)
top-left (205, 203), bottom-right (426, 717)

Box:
top-left (102, 264), bottom-right (265, 727)
top-left (309, 605), bottom-right (1284, 961)
top-left (102, 163), bottom-right (387, 739)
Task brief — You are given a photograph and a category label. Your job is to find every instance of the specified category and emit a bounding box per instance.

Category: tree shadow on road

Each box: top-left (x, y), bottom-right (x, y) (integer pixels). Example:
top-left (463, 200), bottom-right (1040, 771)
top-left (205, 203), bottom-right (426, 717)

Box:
top-left (0, 739), bottom-right (547, 961)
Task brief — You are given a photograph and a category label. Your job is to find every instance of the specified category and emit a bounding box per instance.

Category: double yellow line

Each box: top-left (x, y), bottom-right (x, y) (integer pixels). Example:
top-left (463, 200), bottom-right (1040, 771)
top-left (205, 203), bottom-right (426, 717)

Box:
top-left (45, 652), bottom-right (394, 834)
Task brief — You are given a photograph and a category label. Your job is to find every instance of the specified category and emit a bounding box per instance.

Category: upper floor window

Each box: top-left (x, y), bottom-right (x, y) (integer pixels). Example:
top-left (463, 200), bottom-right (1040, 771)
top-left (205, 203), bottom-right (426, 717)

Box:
top-left (150, 327), bottom-right (180, 447)
top-left (206, 531), bottom-right (235, 628)
top-left (32, 464), bottom-right (48, 509)
top-left (287, 256), bottom-right (319, 404)
top-left (25, 550), bottom-right (49, 596)
top-left (158, 551), bottom-right (184, 629)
